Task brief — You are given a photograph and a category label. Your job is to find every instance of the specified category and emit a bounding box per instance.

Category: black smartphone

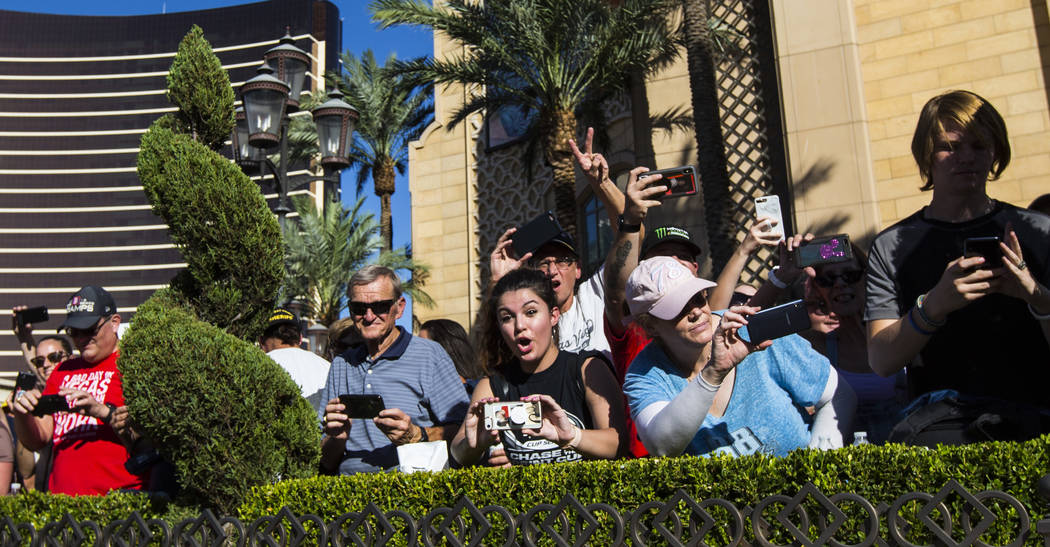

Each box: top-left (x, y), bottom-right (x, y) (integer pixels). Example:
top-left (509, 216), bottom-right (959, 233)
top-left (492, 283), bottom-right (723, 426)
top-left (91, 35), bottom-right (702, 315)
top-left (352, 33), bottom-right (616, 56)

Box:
top-left (738, 300), bottom-right (811, 344)
top-left (510, 211), bottom-right (563, 258)
top-left (338, 394), bottom-right (386, 419)
top-left (31, 394), bottom-right (71, 417)
top-left (16, 371), bottom-right (37, 391)
top-left (794, 234), bottom-right (853, 269)
top-left (642, 165), bottom-right (698, 199)
top-left (963, 236), bottom-right (1002, 268)
top-left (16, 306), bottom-right (49, 327)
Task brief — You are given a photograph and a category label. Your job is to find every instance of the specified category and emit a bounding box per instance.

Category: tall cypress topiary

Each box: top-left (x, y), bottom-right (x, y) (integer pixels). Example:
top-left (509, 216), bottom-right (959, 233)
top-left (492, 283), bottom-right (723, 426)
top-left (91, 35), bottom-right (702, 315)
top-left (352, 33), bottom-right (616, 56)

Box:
top-left (120, 26), bottom-right (320, 514)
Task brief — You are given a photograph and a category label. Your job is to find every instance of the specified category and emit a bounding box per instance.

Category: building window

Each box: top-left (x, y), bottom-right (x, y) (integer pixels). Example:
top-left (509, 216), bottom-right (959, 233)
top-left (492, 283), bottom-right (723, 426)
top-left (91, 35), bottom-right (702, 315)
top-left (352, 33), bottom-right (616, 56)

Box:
top-left (578, 191), bottom-right (614, 278)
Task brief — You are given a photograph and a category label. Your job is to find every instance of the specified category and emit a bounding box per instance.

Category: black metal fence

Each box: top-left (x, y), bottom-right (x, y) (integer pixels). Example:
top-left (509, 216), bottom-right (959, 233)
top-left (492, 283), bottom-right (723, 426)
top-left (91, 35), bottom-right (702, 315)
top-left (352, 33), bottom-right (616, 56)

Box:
top-left (2, 479), bottom-right (1049, 546)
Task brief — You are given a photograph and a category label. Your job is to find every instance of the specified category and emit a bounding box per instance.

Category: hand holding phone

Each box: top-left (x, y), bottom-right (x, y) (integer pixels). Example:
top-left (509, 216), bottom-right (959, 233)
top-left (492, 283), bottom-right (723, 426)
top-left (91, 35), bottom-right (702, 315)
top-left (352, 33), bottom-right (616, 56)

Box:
top-left (793, 234), bottom-right (853, 269)
top-left (641, 165), bottom-right (698, 199)
top-left (754, 195), bottom-right (785, 242)
top-left (15, 306), bottom-right (48, 328)
top-left (737, 300), bottom-right (811, 344)
top-left (16, 371), bottom-right (36, 391)
top-left (963, 236), bottom-right (1002, 268)
top-left (31, 394), bottom-right (72, 417)
top-left (510, 211), bottom-right (563, 258)
top-left (338, 394), bottom-right (386, 419)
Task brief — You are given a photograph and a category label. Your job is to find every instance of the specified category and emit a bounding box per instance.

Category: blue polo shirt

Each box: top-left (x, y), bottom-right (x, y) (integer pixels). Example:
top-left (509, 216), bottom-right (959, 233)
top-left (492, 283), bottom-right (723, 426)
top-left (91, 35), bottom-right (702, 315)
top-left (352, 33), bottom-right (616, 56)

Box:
top-left (319, 327), bottom-right (470, 474)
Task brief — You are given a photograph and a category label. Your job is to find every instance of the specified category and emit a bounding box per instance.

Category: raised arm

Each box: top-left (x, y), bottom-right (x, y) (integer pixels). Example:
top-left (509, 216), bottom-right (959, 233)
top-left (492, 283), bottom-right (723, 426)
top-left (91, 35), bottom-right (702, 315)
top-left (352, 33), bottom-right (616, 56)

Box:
top-left (709, 218), bottom-right (781, 310)
top-left (569, 127), bottom-right (624, 226)
top-left (603, 168), bottom-right (665, 334)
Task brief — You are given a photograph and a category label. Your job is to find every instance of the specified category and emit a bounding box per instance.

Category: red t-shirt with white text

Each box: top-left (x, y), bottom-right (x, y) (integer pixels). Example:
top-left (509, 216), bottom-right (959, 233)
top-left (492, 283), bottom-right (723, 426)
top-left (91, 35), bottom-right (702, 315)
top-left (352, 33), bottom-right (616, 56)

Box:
top-left (42, 351), bottom-right (148, 495)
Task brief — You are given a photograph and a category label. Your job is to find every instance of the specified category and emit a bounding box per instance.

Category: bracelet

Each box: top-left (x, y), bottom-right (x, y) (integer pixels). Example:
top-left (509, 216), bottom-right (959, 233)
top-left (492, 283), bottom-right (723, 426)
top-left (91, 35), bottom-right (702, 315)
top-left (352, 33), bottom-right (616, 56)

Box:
top-left (768, 266), bottom-right (788, 289)
top-left (915, 294), bottom-right (945, 328)
top-left (1029, 303), bottom-right (1050, 320)
top-left (906, 308), bottom-right (935, 336)
top-left (697, 372), bottom-right (722, 392)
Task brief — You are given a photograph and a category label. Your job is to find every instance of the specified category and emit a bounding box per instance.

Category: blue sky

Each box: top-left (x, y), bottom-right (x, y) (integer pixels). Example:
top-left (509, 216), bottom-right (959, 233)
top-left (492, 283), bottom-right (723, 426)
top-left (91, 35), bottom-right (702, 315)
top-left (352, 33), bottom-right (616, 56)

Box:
top-left (2, 0), bottom-right (434, 327)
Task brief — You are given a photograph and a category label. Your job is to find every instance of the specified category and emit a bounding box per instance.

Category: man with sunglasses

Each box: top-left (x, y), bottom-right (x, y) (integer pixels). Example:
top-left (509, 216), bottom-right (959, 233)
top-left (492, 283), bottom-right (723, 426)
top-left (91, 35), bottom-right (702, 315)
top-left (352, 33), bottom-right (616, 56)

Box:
top-left (10, 286), bottom-right (149, 495)
top-left (319, 266), bottom-right (469, 475)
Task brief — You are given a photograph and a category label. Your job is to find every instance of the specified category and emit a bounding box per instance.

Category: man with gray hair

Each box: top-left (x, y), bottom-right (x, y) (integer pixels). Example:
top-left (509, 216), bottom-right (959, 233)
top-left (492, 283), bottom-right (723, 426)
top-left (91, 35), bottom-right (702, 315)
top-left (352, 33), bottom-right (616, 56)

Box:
top-left (318, 265), bottom-right (469, 474)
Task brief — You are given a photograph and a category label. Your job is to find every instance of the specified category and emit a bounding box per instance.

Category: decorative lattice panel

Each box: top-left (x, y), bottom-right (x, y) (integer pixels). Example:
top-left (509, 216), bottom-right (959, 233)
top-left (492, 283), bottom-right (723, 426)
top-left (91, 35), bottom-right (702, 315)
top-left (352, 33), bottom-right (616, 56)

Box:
top-left (710, 0), bottom-right (791, 286)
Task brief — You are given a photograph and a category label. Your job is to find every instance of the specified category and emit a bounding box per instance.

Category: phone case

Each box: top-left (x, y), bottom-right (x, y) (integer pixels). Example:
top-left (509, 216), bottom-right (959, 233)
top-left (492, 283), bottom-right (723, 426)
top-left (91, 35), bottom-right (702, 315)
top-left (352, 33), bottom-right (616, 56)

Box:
top-left (643, 165), bottom-right (698, 199)
top-left (16, 371), bottom-right (36, 391)
top-left (738, 300), bottom-right (811, 344)
top-left (963, 236), bottom-right (1003, 267)
top-left (510, 211), bottom-right (563, 258)
top-left (754, 195), bottom-right (785, 242)
top-left (794, 234), bottom-right (852, 268)
top-left (31, 394), bottom-right (71, 417)
top-left (17, 306), bottom-right (49, 326)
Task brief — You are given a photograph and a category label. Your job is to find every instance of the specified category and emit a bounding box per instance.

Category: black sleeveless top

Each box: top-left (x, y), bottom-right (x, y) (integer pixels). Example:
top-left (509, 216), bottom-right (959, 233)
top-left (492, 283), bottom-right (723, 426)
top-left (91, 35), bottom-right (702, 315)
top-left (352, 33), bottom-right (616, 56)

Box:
top-left (489, 350), bottom-right (606, 466)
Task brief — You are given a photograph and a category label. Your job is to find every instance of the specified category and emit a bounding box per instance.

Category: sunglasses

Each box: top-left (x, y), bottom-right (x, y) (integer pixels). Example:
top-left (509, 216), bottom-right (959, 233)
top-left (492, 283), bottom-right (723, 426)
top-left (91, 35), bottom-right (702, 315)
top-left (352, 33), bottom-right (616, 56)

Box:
top-left (349, 299), bottom-right (395, 316)
top-left (30, 351), bottom-right (68, 368)
top-left (814, 270), bottom-right (864, 288)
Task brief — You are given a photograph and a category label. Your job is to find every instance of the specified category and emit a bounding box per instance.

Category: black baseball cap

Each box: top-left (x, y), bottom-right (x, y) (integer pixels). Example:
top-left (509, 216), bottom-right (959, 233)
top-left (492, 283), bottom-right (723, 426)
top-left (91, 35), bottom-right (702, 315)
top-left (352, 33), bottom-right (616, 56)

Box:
top-left (540, 231), bottom-right (578, 257)
top-left (59, 286), bottom-right (117, 330)
top-left (641, 225), bottom-right (703, 259)
top-left (265, 307), bottom-right (300, 332)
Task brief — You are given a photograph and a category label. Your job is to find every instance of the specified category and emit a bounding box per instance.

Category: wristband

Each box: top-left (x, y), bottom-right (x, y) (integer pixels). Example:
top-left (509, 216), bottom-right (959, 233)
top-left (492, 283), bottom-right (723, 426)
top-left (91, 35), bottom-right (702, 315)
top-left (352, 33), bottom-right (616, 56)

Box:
top-left (418, 425), bottom-right (429, 443)
top-left (697, 372), bottom-right (722, 392)
top-left (906, 308), bottom-right (935, 336)
top-left (1029, 303), bottom-right (1050, 320)
top-left (103, 403), bottom-right (117, 424)
top-left (566, 425), bottom-right (583, 450)
top-left (768, 266), bottom-right (788, 289)
top-left (915, 293), bottom-right (945, 328)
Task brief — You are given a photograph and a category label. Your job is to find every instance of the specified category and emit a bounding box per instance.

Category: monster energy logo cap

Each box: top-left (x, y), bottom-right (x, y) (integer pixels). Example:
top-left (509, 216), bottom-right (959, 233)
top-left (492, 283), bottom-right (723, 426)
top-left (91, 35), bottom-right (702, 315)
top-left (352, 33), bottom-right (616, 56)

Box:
top-left (640, 225), bottom-right (702, 260)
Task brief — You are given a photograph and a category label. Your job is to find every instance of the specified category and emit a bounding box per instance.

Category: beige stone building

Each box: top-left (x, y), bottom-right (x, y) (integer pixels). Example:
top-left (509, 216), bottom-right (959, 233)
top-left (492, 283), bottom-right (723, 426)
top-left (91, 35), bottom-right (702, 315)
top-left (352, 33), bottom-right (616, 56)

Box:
top-left (408, 0), bottom-right (1050, 330)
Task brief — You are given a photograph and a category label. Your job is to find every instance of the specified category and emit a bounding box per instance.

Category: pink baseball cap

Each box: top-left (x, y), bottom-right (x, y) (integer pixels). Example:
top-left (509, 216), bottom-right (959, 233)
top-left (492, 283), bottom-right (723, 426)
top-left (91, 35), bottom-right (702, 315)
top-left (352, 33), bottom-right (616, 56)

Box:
top-left (626, 256), bottom-right (717, 320)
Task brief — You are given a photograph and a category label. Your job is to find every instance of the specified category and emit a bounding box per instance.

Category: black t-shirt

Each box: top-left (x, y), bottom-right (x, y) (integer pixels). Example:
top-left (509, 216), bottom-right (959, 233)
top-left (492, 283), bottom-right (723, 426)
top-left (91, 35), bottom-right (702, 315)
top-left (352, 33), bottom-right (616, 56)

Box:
top-left (490, 350), bottom-right (606, 466)
top-left (865, 201), bottom-right (1050, 407)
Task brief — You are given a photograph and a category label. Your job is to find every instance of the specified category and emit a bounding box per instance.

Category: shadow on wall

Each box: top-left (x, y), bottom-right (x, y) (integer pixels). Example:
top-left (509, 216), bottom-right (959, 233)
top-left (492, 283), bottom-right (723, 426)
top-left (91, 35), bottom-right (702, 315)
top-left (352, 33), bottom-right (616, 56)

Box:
top-left (790, 157), bottom-right (877, 250)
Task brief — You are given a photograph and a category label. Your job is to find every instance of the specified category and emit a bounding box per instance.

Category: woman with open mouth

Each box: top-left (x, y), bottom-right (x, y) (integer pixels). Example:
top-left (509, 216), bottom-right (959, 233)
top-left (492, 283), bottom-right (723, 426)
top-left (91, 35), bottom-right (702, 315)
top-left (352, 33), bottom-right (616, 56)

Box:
top-left (450, 268), bottom-right (627, 467)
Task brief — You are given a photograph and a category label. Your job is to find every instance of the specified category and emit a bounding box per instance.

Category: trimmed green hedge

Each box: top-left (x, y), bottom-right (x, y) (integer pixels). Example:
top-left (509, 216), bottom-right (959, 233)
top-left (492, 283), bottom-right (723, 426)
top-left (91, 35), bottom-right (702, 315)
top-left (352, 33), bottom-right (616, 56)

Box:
top-left (3, 438), bottom-right (1048, 544)
top-left (239, 437), bottom-right (1050, 544)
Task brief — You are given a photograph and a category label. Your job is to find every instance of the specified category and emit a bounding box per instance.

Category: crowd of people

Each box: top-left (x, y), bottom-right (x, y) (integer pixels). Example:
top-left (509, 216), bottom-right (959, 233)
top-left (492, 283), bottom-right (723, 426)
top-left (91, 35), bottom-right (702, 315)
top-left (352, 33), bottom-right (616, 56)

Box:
top-left (2, 89), bottom-right (1050, 495)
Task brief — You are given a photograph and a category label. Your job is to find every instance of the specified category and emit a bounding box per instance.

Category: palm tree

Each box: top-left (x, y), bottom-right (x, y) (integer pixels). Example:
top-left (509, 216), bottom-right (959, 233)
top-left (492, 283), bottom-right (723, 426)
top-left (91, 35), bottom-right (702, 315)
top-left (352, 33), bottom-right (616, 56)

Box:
top-left (328, 50), bottom-right (433, 252)
top-left (371, 0), bottom-right (678, 239)
top-left (681, 0), bottom-right (738, 272)
top-left (282, 195), bottom-right (431, 326)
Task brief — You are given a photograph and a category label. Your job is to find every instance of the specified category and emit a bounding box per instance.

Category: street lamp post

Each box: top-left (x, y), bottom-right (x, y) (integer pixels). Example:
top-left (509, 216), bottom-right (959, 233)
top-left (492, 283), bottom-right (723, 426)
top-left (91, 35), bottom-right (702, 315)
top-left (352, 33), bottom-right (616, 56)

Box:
top-left (232, 30), bottom-right (358, 228)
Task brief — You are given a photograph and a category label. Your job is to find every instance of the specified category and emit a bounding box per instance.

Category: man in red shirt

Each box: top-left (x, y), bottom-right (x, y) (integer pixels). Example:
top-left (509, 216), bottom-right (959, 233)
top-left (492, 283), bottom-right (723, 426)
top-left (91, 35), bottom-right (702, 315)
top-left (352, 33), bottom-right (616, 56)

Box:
top-left (11, 286), bottom-right (148, 495)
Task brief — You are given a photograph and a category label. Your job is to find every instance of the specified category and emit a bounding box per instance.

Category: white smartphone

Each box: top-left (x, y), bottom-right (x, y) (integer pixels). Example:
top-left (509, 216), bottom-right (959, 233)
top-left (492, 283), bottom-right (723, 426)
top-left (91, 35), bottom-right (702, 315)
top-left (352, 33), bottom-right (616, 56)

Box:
top-left (754, 195), bottom-right (785, 243)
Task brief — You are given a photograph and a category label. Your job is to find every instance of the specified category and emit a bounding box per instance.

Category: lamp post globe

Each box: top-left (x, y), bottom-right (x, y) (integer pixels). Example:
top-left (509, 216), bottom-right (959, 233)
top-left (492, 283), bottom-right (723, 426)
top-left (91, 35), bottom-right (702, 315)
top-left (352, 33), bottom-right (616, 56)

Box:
top-left (312, 88), bottom-right (359, 170)
top-left (263, 29), bottom-right (310, 112)
top-left (240, 64), bottom-right (289, 149)
top-left (232, 106), bottom-right (266, 167)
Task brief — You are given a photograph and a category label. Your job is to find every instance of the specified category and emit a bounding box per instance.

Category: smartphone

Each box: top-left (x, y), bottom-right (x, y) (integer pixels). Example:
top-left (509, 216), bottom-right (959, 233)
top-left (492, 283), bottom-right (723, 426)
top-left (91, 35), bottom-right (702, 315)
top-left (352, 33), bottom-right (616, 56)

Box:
top-left (794, 234), bottom-right (853, 269)
top-left (338, 394), bottom-right (386, 419)
top-left (16, 306), bottom-right (49, 327)
top-left (16, 371), bottom-right (36, 391)
top-left (31, 394), bottom-right (71, 417)
top-left (483, 400), bottom-right (542, 430)
top-left (963, 236), bottom-right (1002, 268)
top-left (737, 300), bottom-right (811, 344)
top-left (510, 211), bottom-right (563, 258)
top-left (754, 195), bottom-right (785, 242)
top-left (641, 165), bottom-right (698, 199)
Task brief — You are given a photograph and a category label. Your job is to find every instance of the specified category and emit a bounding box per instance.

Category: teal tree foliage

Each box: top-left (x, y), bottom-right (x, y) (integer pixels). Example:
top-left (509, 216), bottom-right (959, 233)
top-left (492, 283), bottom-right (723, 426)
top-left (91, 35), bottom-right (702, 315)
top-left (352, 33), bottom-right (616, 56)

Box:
top-left (122, 26), bottom-right (320, 512)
